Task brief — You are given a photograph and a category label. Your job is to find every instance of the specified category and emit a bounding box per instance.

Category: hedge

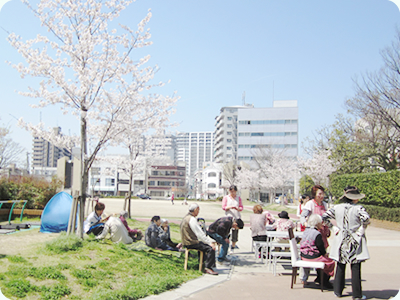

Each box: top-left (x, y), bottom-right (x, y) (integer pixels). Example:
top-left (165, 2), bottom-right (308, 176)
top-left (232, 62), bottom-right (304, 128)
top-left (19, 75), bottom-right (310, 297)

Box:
top-left (330, 170), bottom-right (400, 208)
top-left (363, 205), bottom-right (400, 223)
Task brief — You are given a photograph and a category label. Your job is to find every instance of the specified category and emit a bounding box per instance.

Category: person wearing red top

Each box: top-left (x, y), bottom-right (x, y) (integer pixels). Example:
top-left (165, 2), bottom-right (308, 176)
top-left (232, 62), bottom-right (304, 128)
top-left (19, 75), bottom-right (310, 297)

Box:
top-left (297, 194), bottom-right (310, 232)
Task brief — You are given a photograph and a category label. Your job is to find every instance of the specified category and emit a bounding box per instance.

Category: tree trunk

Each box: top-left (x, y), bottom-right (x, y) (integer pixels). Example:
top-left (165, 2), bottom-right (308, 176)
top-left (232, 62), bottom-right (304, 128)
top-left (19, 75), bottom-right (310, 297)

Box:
top-left (128, 163), bottom-right (133, 218)
top-left (79, 107), bottom-right (88, 239)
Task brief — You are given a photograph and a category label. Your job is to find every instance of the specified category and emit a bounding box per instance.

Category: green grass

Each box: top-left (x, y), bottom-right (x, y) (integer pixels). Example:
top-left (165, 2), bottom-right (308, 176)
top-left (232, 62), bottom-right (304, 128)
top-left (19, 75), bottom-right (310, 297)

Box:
top-left (0, 220), bottom-right (201, 300)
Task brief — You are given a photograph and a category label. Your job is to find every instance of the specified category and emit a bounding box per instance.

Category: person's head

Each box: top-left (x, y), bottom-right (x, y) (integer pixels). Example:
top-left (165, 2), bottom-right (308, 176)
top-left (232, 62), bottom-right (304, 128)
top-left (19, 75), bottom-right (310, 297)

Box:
top-left (307, 213), bottom-right (323, 229)
top-left (151, 215), bottom-right (161, 226)
top-left (232, 218), bottom-right (244, 230)
top-left (278, 211), bottom-right (289, 219)
top-left (311, 185), bottom-right (325, 202)
top-left (253, 204), bottom-right (263, 214)
top-left (94, 202), bottom-right (105, 215)
top-left (120, 211), bottom-right (128, 219)
top-left (189, 203), bottom-right (200, 217)
top-left (229, 185), bottom-right (237, 197)
top-left (300, 194), bottom-right (310, 204)
top-left (340, 186), bottom-right (365, 204)
top-left (161, 218), bottom-right (169, 227)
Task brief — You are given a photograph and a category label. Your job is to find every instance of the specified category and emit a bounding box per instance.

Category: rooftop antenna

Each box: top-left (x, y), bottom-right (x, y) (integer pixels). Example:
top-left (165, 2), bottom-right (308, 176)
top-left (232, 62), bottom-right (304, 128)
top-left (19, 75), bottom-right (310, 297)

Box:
top-left (242, 91), bottom-right (246, 106)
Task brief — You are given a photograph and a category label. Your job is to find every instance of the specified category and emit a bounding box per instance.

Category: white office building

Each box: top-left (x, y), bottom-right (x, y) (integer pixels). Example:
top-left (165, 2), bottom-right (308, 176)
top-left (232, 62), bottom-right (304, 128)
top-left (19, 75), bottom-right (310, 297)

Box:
top-left (176, 132), bottom-right (214, 178)
top-left (214, 104), bottom-right (254, 164)
top-left (237, 100), bottom-right (298, 166)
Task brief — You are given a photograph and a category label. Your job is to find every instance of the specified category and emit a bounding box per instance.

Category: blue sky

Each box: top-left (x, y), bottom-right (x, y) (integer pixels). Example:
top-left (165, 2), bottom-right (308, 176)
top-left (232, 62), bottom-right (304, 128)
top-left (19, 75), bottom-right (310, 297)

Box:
top-left (0, 0), bottom-right (399, 161)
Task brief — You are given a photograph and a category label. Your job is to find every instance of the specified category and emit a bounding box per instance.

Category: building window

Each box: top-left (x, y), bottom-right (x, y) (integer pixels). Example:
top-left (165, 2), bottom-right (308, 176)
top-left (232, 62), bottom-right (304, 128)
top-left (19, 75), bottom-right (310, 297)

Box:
top-left (208, 183), bottom-right (216, 188)
top-left (105, 178), bottom-right (115, 186)
top-left (90, 178), bottom-right (100, 186)
top-left (208, 172), bottom-right (217, 177)
top-left (91, 167), bottom-right (100, 175)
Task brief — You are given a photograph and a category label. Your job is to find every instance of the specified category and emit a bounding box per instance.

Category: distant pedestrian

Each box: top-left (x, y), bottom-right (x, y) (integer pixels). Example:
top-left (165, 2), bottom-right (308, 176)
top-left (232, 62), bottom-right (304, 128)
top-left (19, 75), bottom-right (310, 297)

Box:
top-left (171, 193), bottom-right (175, 205)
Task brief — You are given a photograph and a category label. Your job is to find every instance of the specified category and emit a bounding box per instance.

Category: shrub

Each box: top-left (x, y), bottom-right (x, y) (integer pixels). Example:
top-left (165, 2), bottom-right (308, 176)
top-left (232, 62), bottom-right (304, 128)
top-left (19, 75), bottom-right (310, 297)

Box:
top-left (45, 233), bottom-right (83, 253)
top-left (330, 170), bottom-right (400, 208)
top-left (364, 205), bottom-right (400, 223)
top-left (0, 175), bottom-right (63, 208)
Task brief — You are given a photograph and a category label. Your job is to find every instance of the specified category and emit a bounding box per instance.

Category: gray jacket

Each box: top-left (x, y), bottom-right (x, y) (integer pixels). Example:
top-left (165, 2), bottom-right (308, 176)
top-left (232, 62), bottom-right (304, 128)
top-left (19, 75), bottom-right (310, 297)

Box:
top-left (322, 203), bottom-right (370, 263)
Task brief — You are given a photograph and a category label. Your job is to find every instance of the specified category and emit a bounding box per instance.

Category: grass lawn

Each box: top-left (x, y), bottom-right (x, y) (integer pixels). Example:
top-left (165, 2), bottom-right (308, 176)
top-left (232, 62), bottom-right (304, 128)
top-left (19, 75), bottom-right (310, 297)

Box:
top-left (0, 219), bottom-right (202, 300)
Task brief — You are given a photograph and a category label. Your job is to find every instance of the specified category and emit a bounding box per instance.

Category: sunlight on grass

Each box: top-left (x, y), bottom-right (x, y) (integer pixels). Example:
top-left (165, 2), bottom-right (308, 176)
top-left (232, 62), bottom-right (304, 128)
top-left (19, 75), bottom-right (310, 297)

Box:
top-left (0, 219), bottom-right (202, 300)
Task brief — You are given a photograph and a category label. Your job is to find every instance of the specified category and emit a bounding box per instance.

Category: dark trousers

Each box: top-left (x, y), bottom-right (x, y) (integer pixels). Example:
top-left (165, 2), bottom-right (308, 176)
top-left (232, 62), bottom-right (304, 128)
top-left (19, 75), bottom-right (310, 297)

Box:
top-left (252, 235), bottom-right (268, 253)
top-left (186, 242), bottom-right (215, 269)
top-left (334, 262), bottom-right (362, 298)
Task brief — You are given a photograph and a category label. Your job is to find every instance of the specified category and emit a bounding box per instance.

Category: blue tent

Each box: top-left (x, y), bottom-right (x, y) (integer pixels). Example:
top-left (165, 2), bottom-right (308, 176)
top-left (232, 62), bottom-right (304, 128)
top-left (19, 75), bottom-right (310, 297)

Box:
top-left (40, 191), bottom-right (76, 233)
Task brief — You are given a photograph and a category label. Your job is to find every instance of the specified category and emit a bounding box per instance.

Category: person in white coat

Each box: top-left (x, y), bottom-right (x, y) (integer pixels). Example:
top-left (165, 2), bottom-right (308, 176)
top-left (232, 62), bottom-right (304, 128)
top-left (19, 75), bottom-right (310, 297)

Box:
top-left (96, 216), bottom-right (133, 244)
top-left (322, 186), bottom-right (370, 300)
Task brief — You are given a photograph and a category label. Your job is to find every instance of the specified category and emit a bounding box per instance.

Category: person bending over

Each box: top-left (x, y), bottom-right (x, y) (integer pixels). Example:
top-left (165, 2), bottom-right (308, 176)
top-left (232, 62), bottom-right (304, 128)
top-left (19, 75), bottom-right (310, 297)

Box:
top-left (207, 216), bottom-right (244, 264)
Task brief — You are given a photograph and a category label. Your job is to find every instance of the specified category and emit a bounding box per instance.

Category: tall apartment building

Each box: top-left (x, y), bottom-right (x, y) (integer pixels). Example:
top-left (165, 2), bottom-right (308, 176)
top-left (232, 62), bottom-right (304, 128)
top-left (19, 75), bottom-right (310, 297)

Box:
top-left (214, 101), bottom-right (298, 166)
top-left (176, 132), bottom-right (214, 178)
top-left (32, 127), bottom-right (71, 175)
top-left (214, 104), bottom-right (254, 164)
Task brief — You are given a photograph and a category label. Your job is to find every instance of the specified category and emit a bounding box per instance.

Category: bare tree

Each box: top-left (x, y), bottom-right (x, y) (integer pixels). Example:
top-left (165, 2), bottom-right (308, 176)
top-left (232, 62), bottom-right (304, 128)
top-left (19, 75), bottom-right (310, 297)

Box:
top-left (0, 126), bottom-right (24, 170)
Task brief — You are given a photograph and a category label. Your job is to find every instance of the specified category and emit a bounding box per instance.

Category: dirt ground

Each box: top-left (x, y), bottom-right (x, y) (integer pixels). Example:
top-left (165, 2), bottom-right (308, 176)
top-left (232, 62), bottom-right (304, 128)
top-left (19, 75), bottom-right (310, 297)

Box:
top-left (0, 228), bottom-right (60, 256)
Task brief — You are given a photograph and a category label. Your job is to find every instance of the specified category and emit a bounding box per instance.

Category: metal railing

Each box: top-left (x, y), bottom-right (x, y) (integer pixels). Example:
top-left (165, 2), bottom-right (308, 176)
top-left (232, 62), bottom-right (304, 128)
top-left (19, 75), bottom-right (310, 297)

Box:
top-left (0, 200), bottom-right (29, 224)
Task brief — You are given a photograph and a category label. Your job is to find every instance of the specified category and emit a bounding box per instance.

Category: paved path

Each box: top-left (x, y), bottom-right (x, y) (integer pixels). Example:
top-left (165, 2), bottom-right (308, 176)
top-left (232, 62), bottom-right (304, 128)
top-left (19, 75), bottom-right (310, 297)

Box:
top-left (100, 199), bottom-right (400, 300)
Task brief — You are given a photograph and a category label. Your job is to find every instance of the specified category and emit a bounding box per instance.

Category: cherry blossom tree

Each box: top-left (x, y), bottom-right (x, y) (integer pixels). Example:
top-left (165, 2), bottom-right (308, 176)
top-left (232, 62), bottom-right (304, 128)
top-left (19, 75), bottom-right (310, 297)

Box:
top-left (298, 149), bottom-right (337, 187)
top-left (8, 0), bottom-right (177, 237)
top-left (252, 147), bottom-right (298, 204)
top-left (100, 133), bottom-right (171, 217)
top-left (234, 167), bottom-right (260, 200)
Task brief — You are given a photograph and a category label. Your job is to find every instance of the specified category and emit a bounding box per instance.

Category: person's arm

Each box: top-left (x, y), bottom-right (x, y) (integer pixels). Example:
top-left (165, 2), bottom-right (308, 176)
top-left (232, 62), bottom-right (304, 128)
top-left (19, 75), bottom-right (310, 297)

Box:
top-left (96, 222), bottom-right (109, 240)
top-left (315, 234), bottom-right (326, 256)
top-left (222, 196), bottom-right (228, 211)
top-left (189, 217), bottom-right (213, 244)
top-left (266, 212), bottom-right (275, 225)
top-left (300, 208), bottom-right (311, 225)
top-left (237, 197), bottom-right (243, 211)
top-left (296, 204), bottom-right (301, 217)
top-left (322, 207), bottom-right (336, 228)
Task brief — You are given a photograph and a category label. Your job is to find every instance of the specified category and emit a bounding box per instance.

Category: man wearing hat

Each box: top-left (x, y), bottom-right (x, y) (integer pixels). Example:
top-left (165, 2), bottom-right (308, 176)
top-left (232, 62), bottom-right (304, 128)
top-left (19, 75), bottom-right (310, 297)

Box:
top-left (180, 203), bottom-right (218, 275)
top-left (322, 186), bottom-right (370, 300)
top-left (207, 216), bottom-right (244, 264)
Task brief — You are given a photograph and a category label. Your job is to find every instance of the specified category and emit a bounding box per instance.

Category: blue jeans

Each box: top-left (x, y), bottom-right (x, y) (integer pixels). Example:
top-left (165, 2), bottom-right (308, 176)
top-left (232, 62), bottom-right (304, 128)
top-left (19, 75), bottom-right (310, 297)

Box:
top-left (207, 232), bottom-right (229, 262)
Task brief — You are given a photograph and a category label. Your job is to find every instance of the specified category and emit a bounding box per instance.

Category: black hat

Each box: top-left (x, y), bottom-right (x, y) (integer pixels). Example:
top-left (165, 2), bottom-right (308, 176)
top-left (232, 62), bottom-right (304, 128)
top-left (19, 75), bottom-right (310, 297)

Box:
top-left (278, 211), bottom-right (289, 219)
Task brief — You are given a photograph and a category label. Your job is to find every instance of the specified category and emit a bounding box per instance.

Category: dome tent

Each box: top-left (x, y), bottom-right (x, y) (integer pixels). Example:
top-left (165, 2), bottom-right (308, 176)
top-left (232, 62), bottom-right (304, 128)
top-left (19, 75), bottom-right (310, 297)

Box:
top-left (40, 191), bottom-right (77, 233)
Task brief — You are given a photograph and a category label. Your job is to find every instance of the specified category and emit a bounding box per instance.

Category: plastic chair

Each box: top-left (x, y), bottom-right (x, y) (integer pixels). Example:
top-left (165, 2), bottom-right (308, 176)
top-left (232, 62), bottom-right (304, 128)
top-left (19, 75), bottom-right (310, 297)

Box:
top-left (288, 228), bottom-right (325, 291)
